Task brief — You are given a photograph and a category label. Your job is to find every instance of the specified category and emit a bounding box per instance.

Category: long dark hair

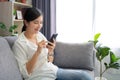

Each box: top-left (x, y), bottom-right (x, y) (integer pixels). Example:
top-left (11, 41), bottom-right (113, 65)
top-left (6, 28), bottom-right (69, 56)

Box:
top-left (22, 7), bottom-right (43, 32)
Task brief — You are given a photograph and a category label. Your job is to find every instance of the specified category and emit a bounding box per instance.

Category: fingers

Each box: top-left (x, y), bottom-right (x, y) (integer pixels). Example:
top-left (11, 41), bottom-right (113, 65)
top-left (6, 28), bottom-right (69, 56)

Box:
top-left (37, 39), bottom-right (56, 51)
top-left (53, 39), bottom-right (56, 44)
top-left (36, 40), bottom-right (47, 54)
top-left (47, 39), bottom-right (56, 45)
top-left (38, 40), bottom-right (47, 48)
top-left (47, 41), bottom-right (55, 48)
top-left (48, 56), bottom-right (54, 62)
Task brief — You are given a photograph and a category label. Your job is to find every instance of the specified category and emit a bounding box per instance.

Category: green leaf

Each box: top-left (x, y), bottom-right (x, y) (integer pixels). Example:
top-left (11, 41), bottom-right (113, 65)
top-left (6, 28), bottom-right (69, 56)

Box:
top-left (109, 63), bottom-right (120, 69)
top-left (96, 51), bottom-right (101, 61)
top-left (88, 33), bottom-right (101, 47)
top-left (0, 22), bottom-right (6, 30)
top-left (96, 46), bottom-right (102, 61)
top-left (96, 46), bottom-right (110, 60)
top-left (101, 47), bottom-right (110, 60)
top-left (88, 40), bottom-right (98, 47)
top-left (9, 25), bottom-right (18, 32)
top-left (13, 9), bottom-right (17, 15)
top-left (110, 51), bottom-right (120, 63)
top-left (94, 33), bottom-right (101, 41)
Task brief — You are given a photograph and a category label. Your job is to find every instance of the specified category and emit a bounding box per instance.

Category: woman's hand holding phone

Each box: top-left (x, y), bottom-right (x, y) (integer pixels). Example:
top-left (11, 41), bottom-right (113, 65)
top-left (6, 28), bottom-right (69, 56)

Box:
top-left (47, 40), bottom-right (56, 62)
top-left (47, 39), bottom-right (56, 54)
top-left (47, 33), bottom-right (58, 53)
top-left (48, 33), bottom-right (58, 45)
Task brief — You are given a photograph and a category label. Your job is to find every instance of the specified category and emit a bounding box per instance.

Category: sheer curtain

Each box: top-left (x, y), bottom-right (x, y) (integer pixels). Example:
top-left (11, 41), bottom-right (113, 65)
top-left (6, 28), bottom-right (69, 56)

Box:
top-left (56, 0), bottom-right (93, 43)
top-left (95, 0), bottom-right (120, 48)
top-left (57, 0), bottom-right (120, 47)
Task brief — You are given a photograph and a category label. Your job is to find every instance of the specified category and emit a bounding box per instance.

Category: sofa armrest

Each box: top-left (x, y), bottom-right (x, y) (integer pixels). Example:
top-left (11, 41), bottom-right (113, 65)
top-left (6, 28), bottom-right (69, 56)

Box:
top-left (54, 42), bottom-right (95, 71)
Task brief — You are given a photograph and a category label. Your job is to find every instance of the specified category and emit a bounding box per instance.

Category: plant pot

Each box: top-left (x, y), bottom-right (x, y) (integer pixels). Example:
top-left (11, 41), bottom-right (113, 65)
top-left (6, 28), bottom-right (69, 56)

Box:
top-left (95, 77), bottom-right (107, 80)
top-left (21, 0), bottom-right (26, 3)
top-left (13, 15), bottom-right (16, 20)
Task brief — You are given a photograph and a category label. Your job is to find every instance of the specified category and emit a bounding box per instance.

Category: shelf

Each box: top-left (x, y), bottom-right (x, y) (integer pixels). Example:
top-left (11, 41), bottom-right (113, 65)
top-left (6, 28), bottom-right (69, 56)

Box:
top-left (14, 19), bottom-right (23, 22)
top-left (14, 2), bottom-right (32, 8)
top-left (0, 1), bottom-right (31, 36)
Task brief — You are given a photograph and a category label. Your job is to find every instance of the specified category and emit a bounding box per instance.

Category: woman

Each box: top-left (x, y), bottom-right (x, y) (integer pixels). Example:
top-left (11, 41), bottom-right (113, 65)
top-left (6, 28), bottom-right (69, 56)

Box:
top-left (12, 7), bottom-right (93, 80)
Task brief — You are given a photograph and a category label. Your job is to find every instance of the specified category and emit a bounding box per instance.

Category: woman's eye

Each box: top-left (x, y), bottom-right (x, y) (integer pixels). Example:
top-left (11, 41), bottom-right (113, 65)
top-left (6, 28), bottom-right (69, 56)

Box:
top-left (34, 21), bottom-right (38, 24)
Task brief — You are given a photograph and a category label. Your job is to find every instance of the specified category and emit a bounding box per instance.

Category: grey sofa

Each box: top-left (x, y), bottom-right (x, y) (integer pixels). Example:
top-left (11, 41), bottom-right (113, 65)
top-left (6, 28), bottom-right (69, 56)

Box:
top-left (0, 36), bottom-right (95, 80)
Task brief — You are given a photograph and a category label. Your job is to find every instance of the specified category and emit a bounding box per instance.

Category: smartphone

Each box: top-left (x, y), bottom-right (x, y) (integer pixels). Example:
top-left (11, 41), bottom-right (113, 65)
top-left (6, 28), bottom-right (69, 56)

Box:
top-left (48, 33), bottom-right (58, 45)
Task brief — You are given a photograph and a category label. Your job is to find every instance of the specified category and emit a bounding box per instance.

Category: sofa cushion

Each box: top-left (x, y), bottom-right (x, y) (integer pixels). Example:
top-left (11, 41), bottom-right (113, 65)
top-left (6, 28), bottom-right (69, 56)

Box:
top-left (54, 42), bottom-right (94, 71)
top-left (0, 37), bottom-right (23, 80)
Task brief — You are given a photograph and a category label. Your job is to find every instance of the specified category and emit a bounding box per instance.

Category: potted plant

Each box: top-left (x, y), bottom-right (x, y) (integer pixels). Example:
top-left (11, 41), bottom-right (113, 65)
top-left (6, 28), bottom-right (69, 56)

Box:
top-left (9, 24), bottom-right (18, 36)
top-left (0, 22), bottom-right (7, 36)
top-left (89, 33), bottom-right (120, 80)
top-left (0, 22), bottom-right (6, 30)
top-left (13, 9), bottom-right (17, 20)
top-left (0, 22), bottom-right (18, 36)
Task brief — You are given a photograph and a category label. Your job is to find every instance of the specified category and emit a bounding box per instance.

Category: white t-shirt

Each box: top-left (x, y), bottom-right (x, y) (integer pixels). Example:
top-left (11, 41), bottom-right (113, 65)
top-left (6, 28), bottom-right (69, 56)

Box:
top-left (12, 32), bottom-right (58, 80)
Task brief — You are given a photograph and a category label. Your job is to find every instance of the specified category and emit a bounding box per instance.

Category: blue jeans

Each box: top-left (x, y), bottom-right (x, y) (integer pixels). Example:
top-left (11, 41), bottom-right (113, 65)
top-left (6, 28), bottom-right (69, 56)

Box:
top-left (56, 68), bottom-right (93, 80)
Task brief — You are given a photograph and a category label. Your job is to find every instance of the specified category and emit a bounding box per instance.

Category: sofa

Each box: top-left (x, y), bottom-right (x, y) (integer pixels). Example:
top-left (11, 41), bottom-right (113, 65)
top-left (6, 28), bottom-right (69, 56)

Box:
top-left (0, 36), bottom-right (95, 80)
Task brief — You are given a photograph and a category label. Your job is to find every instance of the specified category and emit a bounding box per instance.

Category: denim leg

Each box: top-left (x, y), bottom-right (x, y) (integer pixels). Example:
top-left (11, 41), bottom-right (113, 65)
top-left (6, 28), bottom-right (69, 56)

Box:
top-left (56, 68), bottom-right (93, 80)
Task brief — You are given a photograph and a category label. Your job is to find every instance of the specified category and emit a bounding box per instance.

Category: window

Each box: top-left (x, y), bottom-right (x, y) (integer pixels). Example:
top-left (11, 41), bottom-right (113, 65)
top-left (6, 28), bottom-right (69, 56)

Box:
top-left (56, 0), bottom-right (120, 48)
top-left (56, 0), bottom-right (93, 43)
top-left (95, 0), bottom-right (120, 48)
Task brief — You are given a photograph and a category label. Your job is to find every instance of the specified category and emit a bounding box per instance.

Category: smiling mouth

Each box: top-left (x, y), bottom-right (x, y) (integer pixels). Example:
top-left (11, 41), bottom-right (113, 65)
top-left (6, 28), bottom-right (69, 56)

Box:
top-left (35, 29), bottom-right (40, 31)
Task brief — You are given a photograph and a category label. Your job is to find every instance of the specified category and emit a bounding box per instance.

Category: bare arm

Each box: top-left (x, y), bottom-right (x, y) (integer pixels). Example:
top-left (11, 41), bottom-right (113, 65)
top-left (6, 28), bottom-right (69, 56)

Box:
top-left (26, 40), bottom-right (46, 74)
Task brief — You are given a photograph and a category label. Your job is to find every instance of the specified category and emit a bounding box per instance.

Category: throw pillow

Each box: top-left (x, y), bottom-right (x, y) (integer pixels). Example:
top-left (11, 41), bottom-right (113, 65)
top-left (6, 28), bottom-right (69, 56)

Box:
top-left (54, 42), bottom-right (94, 71)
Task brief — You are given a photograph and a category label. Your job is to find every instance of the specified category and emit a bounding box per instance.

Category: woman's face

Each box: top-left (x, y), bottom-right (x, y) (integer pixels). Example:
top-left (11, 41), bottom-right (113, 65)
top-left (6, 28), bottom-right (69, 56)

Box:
top-left (25, 16), bottom-right (43, 34)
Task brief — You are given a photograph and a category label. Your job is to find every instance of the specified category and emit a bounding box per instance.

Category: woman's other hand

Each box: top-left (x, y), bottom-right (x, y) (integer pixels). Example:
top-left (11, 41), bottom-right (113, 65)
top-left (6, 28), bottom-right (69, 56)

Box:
top-left (37, 40), bottom-right (47, 54)
top-left (46, 39), bottom-right (56, 54)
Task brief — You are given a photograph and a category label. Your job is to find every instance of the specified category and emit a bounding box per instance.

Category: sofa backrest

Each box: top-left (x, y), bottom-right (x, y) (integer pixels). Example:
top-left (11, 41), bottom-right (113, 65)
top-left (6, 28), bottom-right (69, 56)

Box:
top-left (54, 42), bottom-right (95, 71)
top-left (4, 36), bottom-right (18, 49)
top-left (0, 37), bottom-right (23, 80)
